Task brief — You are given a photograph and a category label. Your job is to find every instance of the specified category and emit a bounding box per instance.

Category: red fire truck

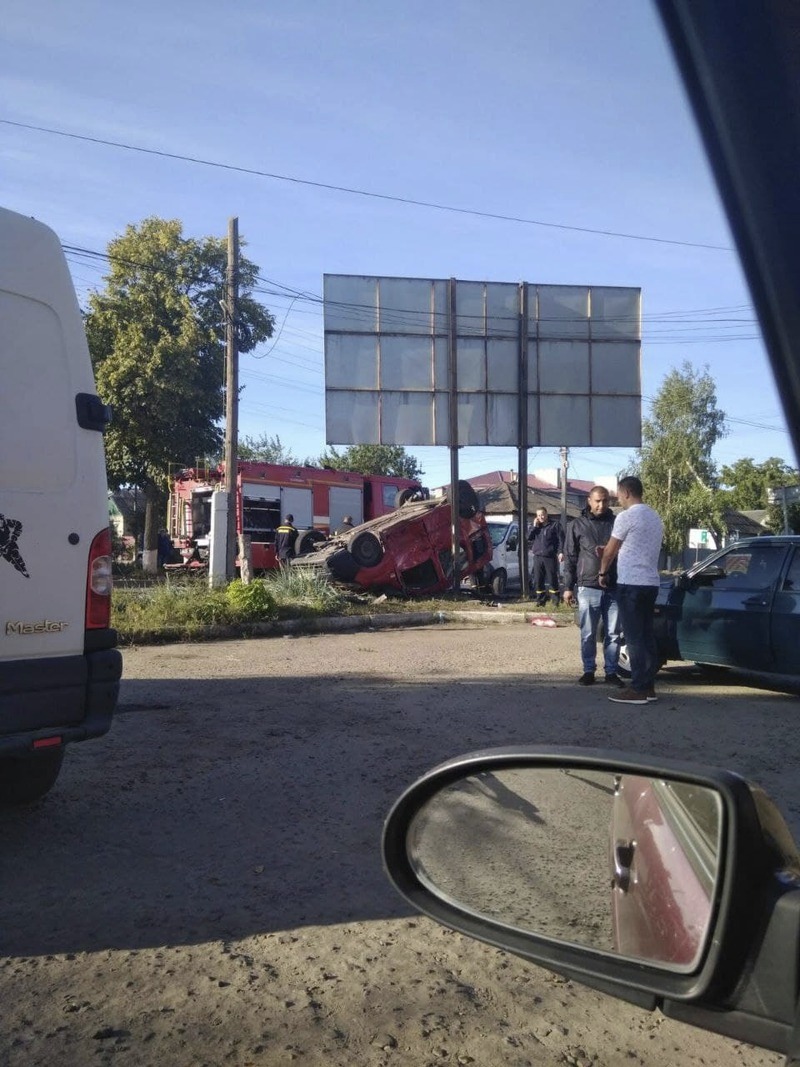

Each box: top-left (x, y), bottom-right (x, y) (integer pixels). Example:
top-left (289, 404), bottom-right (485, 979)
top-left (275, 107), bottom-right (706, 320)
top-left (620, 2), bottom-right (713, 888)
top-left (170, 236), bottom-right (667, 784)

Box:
top-left (168, 462), bottom-right (422, 572)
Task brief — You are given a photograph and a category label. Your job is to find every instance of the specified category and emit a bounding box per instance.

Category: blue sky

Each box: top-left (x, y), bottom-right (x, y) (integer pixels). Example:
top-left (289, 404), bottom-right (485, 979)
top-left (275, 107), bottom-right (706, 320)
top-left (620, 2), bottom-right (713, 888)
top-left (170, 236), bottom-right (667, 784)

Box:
top-left (2, 0), bottom-right (791, 489)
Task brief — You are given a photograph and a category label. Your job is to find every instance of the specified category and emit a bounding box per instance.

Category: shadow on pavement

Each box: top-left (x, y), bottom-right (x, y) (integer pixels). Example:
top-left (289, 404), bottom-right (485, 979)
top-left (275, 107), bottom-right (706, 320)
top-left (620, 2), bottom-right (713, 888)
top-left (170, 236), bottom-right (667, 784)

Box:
top-left (1, 662), bottom-right (797, 958)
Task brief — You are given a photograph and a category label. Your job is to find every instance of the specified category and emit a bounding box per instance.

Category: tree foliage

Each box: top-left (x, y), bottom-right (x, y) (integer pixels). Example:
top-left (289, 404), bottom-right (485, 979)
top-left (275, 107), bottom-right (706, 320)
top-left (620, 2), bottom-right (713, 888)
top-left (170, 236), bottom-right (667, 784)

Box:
top-left (237, 433), bottom-right (313, 466)
top-left (85, 217), bottom-right (274, 494)
top-left (720, 456), bottom-right (799, 510)
top-left (318, 444), bottom-right (424, 480)
top-left (84, 218), bottom-right (274, 561)
top-left (628, 362), bottom-right (728, 555)
top-left (765, 502), bottom-right (800, 534)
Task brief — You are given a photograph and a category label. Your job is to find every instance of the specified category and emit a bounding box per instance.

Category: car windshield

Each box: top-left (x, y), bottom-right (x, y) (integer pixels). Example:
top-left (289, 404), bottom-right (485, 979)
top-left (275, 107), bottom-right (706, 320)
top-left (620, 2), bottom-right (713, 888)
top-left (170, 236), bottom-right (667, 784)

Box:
top-left (487, 522), bottom-right (511, 548)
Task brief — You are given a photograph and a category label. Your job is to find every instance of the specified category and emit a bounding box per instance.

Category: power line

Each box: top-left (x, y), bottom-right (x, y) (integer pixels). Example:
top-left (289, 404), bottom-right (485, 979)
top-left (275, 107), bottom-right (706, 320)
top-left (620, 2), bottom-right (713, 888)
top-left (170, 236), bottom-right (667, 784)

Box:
top-left (5, 117), bottom-right (734, 252)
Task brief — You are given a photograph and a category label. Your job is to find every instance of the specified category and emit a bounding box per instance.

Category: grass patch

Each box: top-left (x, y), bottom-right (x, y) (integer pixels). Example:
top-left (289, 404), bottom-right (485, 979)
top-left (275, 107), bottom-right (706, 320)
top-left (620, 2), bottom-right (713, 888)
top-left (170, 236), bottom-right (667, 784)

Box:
top-left (112, 571), bottom-right (573, 643)
top-left (112, 571), bottom-right (350, 641)
top-left (265, 568), bottom-right (349, 617)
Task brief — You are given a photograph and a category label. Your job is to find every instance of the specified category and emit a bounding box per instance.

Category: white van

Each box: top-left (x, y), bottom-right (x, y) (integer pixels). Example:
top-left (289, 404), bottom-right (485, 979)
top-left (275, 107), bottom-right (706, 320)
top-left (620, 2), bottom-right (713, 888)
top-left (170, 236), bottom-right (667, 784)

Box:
top-left (0, 207), bottom-right (121, 803)
top-left (477, 514), bottom-right (533, 595)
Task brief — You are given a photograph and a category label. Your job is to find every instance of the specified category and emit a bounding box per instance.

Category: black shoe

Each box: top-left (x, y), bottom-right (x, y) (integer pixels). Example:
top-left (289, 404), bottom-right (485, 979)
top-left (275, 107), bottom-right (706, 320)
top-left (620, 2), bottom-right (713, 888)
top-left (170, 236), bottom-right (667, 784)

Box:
top-left (604, 674), bottom-right (625, 688)
top-left (578, 672), bottom-right (595, 686)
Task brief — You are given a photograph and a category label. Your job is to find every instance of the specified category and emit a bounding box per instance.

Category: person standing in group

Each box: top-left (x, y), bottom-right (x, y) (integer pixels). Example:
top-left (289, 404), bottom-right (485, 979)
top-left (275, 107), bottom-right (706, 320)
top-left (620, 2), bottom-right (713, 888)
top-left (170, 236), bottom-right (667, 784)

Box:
top-left (562, 487), bottom-right (623, 687)
top-left (275, 514), bottom-right (298, 567)
top-left (528, 507), bottom-right (563, 606)
top-left (598, 477), bottom-right (664, 705)
top-left (335, 515), bottom-right (355, 535)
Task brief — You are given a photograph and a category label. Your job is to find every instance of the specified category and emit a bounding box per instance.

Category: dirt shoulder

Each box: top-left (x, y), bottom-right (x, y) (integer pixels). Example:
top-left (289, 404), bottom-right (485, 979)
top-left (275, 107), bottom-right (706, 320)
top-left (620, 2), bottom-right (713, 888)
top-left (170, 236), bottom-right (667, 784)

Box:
top-left (1, 622), bottom-right (792, 1066)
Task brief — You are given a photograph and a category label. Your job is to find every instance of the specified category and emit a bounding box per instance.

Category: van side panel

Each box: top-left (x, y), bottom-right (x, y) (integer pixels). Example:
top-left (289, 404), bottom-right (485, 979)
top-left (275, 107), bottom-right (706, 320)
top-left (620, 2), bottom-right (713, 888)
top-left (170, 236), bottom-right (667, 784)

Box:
top-left (0, 207), bottom-right (120, 767)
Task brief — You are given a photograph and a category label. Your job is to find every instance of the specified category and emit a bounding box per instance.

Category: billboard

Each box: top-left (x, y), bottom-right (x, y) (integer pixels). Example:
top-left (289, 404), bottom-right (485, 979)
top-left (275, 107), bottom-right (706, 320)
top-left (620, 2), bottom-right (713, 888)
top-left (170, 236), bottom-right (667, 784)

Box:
top-left (323, 275), bottom-right (641, 448)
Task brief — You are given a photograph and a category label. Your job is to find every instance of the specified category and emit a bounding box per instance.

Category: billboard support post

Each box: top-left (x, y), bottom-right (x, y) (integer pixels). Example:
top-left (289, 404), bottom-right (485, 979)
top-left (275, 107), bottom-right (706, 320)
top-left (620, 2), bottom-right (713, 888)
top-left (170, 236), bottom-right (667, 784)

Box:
top-left (518, 283), bottom-right (530, 598)
top-left (447, 277), bottom-right (461, 593)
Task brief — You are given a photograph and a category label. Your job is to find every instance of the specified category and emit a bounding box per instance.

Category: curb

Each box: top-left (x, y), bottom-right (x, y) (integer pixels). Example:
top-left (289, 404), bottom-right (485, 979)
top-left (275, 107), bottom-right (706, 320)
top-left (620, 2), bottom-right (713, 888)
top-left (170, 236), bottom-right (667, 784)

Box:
top-left (117, 609), bottom-right (571, 646)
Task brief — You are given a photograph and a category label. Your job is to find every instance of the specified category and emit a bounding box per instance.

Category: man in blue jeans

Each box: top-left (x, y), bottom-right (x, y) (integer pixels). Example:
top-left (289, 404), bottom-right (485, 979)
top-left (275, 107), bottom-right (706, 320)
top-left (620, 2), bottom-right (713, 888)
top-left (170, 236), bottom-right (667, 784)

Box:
top-left (598, 476), bottom-right (664, 705)
top-left (562, 486), bottom-right (623, 686)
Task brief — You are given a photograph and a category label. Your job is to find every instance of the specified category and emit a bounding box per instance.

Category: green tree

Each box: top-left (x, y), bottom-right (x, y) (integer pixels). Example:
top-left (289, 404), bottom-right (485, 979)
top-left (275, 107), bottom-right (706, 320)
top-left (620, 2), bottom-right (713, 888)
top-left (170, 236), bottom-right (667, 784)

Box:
top-left (318, 444), bottom-right (424, 480)
top-left (85, 217), bottom-right (274, 565)
top-left (628, 362), bottom-right (728, 557)
top-left (237, 433), bottom-right (313, 465)
top-left (765, 501), bottom-right (800, 534)
top-left (720, 456), bottom-right (799, 509)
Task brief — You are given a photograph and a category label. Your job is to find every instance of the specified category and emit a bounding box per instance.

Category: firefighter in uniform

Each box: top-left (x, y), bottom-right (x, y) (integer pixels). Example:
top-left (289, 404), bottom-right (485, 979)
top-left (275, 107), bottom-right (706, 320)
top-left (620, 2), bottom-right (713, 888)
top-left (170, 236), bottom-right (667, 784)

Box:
top-left (275, 514), bottom-right (298, 566)
top-left (528, 507), bottom-right (563, 606)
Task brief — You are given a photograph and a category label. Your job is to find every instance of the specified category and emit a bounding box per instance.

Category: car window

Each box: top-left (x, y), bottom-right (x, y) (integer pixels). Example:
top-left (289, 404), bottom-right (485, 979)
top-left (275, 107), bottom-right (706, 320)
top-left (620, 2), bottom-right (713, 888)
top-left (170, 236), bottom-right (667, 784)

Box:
top-left (712, 544), bottom-right (785, 592)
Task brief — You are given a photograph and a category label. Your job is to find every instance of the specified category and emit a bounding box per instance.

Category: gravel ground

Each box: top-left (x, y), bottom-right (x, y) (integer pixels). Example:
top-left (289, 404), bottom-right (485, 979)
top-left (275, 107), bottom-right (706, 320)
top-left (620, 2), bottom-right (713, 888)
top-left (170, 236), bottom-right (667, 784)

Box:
top-left (1, 620), bottom-right (796, 1066)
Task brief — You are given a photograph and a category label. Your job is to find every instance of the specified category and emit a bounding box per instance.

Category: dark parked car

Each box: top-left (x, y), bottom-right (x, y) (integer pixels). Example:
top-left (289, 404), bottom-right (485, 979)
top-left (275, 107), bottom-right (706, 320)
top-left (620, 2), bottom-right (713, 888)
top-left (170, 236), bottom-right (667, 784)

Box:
top-left (651, 536), bottom-right (800, 677)
top-left (291, 481), bottom-right (493, 596)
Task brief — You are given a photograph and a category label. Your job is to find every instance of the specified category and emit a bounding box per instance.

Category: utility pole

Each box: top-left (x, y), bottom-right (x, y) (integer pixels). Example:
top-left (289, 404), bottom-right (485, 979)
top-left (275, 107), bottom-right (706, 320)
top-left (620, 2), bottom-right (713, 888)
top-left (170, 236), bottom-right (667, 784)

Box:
top-left (666, 467), bottom-right (673, 569)
top-left (224, 217), bottom-right (239, 580)
top-left (559, 446), bottom-right (569, 532)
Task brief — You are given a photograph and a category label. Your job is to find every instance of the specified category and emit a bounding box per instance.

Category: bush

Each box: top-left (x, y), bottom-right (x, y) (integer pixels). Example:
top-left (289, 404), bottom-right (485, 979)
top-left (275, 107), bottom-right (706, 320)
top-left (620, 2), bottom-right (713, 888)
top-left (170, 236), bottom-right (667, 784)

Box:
top-left (224, 579), bottom-right (275, 621)
top-left (266, 568), bottom-right (347, 614)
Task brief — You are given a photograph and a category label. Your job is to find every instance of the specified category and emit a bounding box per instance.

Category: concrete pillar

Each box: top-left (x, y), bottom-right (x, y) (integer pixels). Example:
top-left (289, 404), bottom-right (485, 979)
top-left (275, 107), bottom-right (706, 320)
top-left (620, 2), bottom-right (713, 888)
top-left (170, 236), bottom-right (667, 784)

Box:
top-left (209, 490), bottom-right (229, 587)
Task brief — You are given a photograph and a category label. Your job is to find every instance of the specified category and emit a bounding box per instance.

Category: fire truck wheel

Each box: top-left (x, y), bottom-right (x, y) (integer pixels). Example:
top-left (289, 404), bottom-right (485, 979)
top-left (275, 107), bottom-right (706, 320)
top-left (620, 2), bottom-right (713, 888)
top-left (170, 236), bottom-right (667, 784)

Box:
top-left (295, 529), bottom-right (326, 556)
top-left (349, 531), bottom-right (384, 568)
top-left (457, 480), bottom-right (479, 519)
top-left (0, 749), bottom-right (65, 805)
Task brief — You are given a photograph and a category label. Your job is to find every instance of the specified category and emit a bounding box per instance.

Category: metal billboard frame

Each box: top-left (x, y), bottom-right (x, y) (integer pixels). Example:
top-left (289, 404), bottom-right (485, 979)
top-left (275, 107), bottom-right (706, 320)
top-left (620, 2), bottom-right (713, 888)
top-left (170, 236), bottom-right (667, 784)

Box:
top-left (323, 274), bottom-right (642, 593)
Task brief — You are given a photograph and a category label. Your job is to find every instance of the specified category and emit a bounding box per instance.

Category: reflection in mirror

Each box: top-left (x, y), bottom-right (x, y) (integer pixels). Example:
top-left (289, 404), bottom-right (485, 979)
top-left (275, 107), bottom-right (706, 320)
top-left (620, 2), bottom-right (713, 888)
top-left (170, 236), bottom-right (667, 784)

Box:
top-left (406, 768), bottom-right (723, 973)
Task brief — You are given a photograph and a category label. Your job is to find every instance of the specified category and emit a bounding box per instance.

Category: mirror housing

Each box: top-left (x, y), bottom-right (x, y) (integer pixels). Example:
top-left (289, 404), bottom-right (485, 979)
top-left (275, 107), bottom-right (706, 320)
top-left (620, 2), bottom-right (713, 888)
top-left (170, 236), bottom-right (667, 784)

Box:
top-left (383, 747), bottom-right (800, 1054)
top-left (691, 565), bottom-right (726, 585)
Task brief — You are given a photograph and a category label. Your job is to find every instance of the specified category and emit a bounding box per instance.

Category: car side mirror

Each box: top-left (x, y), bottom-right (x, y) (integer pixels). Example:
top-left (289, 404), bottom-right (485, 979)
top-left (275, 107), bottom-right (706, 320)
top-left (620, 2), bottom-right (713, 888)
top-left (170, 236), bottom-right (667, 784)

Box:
top-left (691, 565), bottom-right (727, 586)
top-left (383, 747), bottom-right (800, 1056)
top-left (506, 536), bottom-right (518, 552)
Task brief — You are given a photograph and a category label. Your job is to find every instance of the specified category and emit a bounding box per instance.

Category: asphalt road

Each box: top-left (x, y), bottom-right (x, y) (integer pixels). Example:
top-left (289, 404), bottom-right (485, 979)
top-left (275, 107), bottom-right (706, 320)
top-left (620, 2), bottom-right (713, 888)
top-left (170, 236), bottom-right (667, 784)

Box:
top-left (1, 621), bottom-right (795, 1066)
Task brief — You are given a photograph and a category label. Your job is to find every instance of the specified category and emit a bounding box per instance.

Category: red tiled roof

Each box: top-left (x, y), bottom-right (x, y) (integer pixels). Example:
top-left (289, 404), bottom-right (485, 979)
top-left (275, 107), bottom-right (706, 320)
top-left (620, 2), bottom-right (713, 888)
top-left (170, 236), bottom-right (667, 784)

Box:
top-left (464, 470), bottom-right (604, 493)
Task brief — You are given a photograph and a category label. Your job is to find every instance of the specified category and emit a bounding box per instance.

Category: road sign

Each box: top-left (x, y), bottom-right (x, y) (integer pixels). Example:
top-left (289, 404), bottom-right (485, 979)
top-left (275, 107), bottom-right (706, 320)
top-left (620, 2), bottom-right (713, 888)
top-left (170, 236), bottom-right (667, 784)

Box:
top-left (688, 528), bottom-right (716, 549)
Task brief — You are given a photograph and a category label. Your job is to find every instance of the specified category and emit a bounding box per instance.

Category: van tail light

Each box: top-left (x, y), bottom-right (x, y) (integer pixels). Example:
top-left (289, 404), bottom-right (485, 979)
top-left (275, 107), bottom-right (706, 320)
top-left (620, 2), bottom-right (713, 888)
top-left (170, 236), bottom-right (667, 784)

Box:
top-left (86, 527), bottom-right (113, 629)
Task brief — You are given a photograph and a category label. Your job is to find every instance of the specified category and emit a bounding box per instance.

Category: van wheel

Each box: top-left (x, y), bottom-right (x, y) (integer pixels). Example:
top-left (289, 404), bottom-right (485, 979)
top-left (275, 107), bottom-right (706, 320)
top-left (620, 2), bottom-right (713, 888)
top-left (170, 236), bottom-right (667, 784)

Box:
top-left (0, 749), bottom-right (65, 805)
top-left (350, 531), bottom-right (384, 568)
top-left (491, 569), bottom-right (507, 596)
top-left (616, 643), bottom-right (632, 679)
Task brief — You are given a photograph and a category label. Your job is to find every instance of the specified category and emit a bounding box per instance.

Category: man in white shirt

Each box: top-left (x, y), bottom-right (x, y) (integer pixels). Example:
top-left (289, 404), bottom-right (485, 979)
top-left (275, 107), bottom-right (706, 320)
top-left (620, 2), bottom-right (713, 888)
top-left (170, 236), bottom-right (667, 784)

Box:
top-left (598, 476), bottom-right (664, 705)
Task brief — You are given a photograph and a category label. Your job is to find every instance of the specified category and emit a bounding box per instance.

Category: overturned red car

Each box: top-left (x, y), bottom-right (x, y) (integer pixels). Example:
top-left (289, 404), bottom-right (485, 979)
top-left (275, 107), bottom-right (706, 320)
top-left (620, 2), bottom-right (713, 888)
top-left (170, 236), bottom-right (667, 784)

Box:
top-left (291, 481), bottom-right (493, 596)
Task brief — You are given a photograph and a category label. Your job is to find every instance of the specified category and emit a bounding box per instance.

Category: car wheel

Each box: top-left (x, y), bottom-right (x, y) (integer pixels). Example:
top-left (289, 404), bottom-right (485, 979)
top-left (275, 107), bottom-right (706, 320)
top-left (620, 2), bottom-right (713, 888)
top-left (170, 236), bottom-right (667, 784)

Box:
top-left (491, 569), bottom-right (507, 596)
top-left (457, 480), bottom-right (479, 519)
top-left (0, 749), bottom-right (64, 805)
top-left (350, 531), bottom-right (384, 567)
top-left (295, 529), bottom-right (327, 556)
top-left (616, 643), bottom-right (632, 679)
top-left (395, 487), bottom-right (426, 507)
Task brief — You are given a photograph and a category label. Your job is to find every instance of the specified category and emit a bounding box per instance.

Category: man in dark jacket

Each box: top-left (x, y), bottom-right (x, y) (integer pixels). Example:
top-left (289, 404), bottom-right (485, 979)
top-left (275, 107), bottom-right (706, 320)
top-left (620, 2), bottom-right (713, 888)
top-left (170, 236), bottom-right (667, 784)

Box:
top-left (528, 507), bottom-right (563, 606)
top-left (275, 514), bottom-right (298, 566)
top-left (562, 487), bottom-right (622, 686)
